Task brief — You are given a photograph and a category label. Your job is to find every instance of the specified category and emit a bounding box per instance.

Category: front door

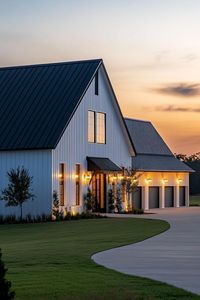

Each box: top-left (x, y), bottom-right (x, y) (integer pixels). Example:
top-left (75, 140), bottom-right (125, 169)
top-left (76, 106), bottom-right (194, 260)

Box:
top-left (92, 173), bottom-right (107, 212)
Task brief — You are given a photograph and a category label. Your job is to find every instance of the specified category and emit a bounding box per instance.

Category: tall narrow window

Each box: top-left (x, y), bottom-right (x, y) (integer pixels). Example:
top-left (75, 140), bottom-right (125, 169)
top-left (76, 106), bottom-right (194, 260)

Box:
top-left (75, 164), bottom-right (80, 205)
top-left (59, 163), bottom-right (65, 206)
top-left (88, 110), bottom-right (95, 143)
top-left (96, 112), bottom-right (106, 144)
top-left (95, 72), bottom-right (99, 95)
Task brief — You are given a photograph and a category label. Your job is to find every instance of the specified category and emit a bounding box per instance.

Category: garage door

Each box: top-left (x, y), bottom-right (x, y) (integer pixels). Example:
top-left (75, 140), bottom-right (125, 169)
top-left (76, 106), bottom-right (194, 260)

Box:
top-left (165, 187), bottom-right (174, 207)
top-left (132, 187), bottom-right (142, 209)
top-left (149, 187), bottom-right (159, 208)
top-left (179, 186), bottom-right (186, 206)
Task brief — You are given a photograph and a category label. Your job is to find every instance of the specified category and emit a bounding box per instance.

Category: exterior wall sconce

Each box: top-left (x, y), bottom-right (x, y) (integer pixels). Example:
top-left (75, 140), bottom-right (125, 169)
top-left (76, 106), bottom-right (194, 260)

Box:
top-left (83, 172), bottom-right (92, 184)
top-left (58, 173), bottom-right (63, 178)
top-left (145, 178), bottom-right (152, 184)
top-left (117, 175), bottom-right (124, 180)
top-left (176, 178), bottom-right (183, 184)
top-left (161, 179), bottom-right (168, 184)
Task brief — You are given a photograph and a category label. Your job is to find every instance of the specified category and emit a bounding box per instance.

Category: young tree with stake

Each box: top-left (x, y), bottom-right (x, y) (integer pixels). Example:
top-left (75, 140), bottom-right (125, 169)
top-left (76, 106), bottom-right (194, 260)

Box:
top-left (0, 167), bottom-right (34, 221)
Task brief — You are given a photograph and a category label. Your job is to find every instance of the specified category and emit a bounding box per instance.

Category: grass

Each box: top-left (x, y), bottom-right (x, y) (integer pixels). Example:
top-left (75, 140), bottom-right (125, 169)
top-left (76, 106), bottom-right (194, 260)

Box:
top-left (190, 195), bottom-right (200, 206)
top-left (1, 218), bottom-right (199, 300)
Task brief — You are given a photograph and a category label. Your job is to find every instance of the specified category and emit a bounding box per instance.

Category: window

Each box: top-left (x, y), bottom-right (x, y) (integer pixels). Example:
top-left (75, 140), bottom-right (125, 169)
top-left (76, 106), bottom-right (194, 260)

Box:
top-left (88, 111), bottom-right (95, 143)
top-left (96, 112), bottom-right (106, 144)
top-left (59, 163), bottom-right (65, 206)
top-left (95, 72), bottom-right (99, 95)
top-left (75, 164), bottom-right (80, 205)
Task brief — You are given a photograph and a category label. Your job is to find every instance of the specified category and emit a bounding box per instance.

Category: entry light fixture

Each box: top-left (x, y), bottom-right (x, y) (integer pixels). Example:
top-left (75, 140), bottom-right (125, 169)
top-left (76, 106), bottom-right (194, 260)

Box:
top-left (58, 173), bottom-right (63, 179)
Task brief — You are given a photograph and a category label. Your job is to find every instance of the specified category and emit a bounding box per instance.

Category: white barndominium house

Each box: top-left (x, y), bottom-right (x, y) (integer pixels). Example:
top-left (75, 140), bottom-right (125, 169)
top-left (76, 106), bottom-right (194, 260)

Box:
top-left (0, 59), bottom-right (193, 217)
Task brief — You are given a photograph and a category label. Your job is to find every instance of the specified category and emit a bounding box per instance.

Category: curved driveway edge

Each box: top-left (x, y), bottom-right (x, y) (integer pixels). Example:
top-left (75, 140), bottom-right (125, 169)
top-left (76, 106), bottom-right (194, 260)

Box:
top-left (92, 207), bottom-right (200, 296)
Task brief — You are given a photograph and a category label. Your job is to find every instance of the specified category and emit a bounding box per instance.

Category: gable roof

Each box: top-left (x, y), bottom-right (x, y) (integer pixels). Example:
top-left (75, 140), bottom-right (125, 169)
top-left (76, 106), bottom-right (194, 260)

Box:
top-left (0, 59), bottom-right (102, 150)
top-left (125, 118), bottom-right (193, 172)
top-left (124, 118), bottom-right (172, 156)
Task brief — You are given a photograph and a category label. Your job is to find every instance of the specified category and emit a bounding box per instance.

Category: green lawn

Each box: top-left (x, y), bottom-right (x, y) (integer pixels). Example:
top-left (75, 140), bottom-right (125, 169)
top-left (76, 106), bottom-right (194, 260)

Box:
top-left (1, 218), bottom-right (199, 300)
top-left (190, 195), bottom-right (200, 206)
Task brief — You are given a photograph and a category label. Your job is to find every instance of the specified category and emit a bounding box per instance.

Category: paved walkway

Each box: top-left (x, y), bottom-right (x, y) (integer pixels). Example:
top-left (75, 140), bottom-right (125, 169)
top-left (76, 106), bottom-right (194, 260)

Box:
top-left (92, 207), bottom-right (200, 296)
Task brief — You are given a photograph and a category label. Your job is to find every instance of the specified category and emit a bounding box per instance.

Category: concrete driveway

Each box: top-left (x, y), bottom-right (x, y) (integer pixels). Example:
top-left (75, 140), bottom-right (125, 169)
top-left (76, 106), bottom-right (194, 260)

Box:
top-left (92, 207), bottom-right (200, 296)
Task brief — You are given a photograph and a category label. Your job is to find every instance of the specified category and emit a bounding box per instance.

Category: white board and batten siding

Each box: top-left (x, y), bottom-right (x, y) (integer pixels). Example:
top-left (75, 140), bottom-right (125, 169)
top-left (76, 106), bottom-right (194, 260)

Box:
top-left (0, 150), bottom-right (52, 217)
top-left (52, 65), bottom-right (133, 210)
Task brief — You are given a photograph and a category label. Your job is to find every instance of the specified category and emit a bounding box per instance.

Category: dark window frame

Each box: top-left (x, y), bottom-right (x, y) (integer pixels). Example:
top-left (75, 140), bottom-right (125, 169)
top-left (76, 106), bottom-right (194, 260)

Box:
top-left (88, 110), bottom-right (96, 143)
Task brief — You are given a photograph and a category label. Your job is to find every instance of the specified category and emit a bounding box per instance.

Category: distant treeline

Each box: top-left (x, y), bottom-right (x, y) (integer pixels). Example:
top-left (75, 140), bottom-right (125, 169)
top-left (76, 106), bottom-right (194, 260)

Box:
top-left (175, 152), bottom-right (200, 195)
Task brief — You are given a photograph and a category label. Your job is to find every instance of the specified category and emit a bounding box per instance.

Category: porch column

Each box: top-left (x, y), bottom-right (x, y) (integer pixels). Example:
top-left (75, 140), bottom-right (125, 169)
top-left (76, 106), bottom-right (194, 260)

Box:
top-left (160, 185), bottom-right (165, 208)
top-left (174, 185), bottom-right (180, 207)
top-left (144, 185), bottom-right (149, 210)
top-left (185, 186), bottom-right (189, 207)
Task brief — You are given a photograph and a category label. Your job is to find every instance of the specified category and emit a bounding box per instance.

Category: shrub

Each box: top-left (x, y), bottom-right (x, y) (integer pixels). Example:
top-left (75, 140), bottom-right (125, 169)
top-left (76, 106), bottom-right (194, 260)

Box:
top-left (0, 249), bottom-right (15, 300)
top-left (83, 188), bottom-right (93, 211)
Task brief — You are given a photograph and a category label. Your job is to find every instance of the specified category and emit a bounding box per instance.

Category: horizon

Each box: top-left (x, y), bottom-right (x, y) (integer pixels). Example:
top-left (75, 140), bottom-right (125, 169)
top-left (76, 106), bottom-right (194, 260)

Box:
top-left (0, 0), bottom-right (199, 154)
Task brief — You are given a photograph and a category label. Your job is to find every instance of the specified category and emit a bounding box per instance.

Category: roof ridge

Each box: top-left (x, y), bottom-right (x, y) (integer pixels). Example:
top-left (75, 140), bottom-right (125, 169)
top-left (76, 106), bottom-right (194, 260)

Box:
top-left (0, 58), bottom-right (103, 71)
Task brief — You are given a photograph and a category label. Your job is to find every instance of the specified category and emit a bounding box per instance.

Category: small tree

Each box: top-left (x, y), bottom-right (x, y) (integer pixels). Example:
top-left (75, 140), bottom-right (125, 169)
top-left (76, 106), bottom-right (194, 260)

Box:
top-left (0, 249), bottom-right (15, 300)
top-left (0, 167), bottom-right (34, 221)
top-left (52, 190), bottom-right (59, 220)
top-left (115, 184), bottom-right (123, 213)
top-left (108, 188), bottom-right (115, 212)
top-left (83, 187), bottom-right (93, 212)
top-left (122, 168), bottom-right (142, 211)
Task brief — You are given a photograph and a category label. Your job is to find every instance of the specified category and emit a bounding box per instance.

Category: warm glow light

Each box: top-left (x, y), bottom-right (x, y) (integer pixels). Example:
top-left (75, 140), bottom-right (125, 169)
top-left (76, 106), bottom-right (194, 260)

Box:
top-left (161, 178), bottom-right (168, 184)
top-left (176, 178), bottom-right (183, 184)
top-left (58, 173), bottom-right (63, 178)
top-left (74, 174), bottom-right (79, 179)
top-left (118, 175), bottom-right (124, 180)
top-left (71, 206), bottom-right (77, 216)
top-left (145, 178), bottom-right (152, 184)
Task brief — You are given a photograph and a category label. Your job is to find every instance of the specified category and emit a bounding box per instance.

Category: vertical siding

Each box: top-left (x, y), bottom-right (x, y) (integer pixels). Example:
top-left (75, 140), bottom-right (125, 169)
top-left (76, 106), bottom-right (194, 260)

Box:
top-left (0, 150), bottom-right (52, 217)
top-left (52, 65), bottom-right (132, 210)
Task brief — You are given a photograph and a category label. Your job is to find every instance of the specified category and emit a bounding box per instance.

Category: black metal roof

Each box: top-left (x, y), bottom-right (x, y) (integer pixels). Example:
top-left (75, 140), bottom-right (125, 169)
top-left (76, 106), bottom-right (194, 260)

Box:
top-left (132, 154), bottom-right (194, 172)
top-left (87, 157), bottom-right (121, 172)
top-left (125, 118), bottom-right (194, 172)
top-left (0, 59), bottom-right (102, 150)
top-left (125, 118), bottom-right (172, 156)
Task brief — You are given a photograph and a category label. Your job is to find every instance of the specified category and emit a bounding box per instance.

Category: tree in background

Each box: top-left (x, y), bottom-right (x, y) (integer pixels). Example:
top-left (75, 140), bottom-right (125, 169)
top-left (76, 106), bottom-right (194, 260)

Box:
top-left (0, 167), bottom-right (34, 221)
top-left (175, 152), bottom-right (200, 162)
top-left (0, 249), bottom-right (15, 300)
top-left (176, 152), bottom-right (200, 195)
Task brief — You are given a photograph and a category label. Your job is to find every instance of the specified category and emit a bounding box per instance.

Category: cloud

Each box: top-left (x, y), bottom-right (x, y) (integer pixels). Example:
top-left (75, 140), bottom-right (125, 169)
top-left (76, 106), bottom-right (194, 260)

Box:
top-left (156, 105), bottom-right (200, 113)
top-left (153, 83), bottom-right (200, 97)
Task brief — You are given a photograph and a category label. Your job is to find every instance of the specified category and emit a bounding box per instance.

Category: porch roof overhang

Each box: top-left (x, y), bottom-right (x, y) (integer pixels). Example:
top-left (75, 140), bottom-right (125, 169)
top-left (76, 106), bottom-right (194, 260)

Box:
top-left (87, 157), bottom-right (122, 172)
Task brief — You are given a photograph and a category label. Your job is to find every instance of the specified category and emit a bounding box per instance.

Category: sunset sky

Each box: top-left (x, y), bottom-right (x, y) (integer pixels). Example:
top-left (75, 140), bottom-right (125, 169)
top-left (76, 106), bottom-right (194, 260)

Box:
top-left (0, 0), bottom-right (199, 154)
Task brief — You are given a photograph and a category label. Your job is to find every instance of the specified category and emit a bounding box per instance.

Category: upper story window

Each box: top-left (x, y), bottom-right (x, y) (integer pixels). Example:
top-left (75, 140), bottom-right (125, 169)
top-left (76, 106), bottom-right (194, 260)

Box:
top-left (95, 72), bottom-right (99, 95)
top-left (96, 112), bottom-right (106, 144)
top-left (88, 111), bottom-right (95, 143)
